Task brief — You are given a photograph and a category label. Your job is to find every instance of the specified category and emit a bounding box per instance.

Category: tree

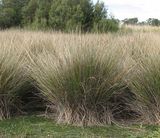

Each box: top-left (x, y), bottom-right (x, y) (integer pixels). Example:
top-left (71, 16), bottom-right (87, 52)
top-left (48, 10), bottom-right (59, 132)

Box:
top-left (65, 2), bottom-right (84, 31)
top-left (147, 18), bottom-right (160, 26)
top-left (49, 0), bottom-right (67, 30)
top-left (138, 21), bottom-right (147, 26)
top-left (0, 8), bottom-right (16, 28)
top-left (0, 0), bottom-right (27, 28)
top-left (93, 0), bottom-right (107, 23)
top-left (123, 18), bottom-right (138, 25)
top-left (33, 0), bottom-right (52, 28)
top-left (49, 0), bottom-right (94, 32)
top-left (92, 1), bottom-right (118, 32)
top-left (79, 0), bottom-right (94, 31)
top-left (0, 0), bottom-right (119, 32)
top-left (22, 0), bottom-right (38, 25)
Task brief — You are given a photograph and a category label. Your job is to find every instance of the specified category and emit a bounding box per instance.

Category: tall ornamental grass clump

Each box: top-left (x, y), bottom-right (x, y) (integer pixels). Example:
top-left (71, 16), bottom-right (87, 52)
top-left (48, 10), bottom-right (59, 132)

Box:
top-left (0, 45), bottom-right (26, 120)
top-left (131, 52), bottom-right (160, 124)
top-left (30, 42), bottom-right (132, 126)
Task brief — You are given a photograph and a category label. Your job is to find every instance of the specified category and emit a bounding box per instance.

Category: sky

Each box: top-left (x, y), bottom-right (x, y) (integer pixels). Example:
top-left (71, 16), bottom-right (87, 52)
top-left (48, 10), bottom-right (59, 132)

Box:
top-left (93, 0), bottom-right (160, 21)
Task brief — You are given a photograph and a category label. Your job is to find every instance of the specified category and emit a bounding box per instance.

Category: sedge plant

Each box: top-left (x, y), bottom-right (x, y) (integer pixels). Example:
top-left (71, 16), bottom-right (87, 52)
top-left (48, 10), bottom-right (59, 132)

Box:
top-left (0, 45), bottom-right (27, 120)
top-left (29, 41), bottom-right (132, 126)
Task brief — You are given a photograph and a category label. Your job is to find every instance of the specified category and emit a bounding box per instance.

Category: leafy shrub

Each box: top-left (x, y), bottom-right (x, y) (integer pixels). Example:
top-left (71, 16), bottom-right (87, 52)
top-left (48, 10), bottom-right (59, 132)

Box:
top-left (92, 19), bottom-right (119, 33)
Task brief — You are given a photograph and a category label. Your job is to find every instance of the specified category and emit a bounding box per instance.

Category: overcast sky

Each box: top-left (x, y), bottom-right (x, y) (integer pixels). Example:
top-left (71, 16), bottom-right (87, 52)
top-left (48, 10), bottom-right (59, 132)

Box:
top-left (93, 0), bottom-right (160, 21)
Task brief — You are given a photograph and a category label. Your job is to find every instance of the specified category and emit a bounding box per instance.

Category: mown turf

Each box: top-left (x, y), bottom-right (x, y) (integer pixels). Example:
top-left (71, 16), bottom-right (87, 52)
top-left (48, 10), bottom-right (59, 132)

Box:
top-left (0, 116), bottom-right (160, 138)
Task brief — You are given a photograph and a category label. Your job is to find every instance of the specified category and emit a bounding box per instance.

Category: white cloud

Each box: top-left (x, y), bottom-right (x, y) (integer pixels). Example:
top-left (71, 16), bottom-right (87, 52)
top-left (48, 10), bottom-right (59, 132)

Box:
top-left (93, 0), bottom-right (160, 21)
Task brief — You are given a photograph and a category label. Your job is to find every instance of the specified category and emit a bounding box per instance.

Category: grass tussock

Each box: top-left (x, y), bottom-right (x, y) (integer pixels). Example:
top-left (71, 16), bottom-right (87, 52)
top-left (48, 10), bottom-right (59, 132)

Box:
top-left (1, 28), bottom-right (160, 126)
top-left (29, 36), bottom-right (133, 125)
top-left (130, 51), bottom-right (160, 124)
top-left (0, 44), bottom-right (26, 120)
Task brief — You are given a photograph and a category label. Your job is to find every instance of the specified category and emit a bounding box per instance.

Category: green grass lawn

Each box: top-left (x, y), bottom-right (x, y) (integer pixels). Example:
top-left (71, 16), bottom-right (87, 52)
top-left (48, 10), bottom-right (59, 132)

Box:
top-left (0, 116), bottom-right (160, 138)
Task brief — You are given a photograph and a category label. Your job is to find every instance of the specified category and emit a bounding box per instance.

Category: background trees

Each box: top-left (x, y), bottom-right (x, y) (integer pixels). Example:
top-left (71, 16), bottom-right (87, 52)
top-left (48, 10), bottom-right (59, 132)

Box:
top-left (0, 0), bottom-right (29, 28)
top-left (22, 0), bottom-right (38, 26)
top-left (49, 0), bottom-right (94, 32)
top-left (0, 0), bottom-right (119, 32)
top-left (122, 17), bottom-right (160, 27)
top-left (146, 18), bottom-right (160, 26)
top-left (123, 18), bottom-right (138, 25)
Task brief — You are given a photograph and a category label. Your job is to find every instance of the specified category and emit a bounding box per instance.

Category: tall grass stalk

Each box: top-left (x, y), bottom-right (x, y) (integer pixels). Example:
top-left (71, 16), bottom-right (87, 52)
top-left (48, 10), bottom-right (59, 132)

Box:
top-left (130, 52), bottom-right (160, 124)
top-left (1, 29), bottom-right (160, 125)
top-left (0, 42), bottom-right (26, 120)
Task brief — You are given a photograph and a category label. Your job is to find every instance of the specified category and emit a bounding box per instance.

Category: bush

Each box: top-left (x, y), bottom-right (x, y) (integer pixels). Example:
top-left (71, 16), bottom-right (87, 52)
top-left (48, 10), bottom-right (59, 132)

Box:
top-left (92, 19), bottom-right (119, 33)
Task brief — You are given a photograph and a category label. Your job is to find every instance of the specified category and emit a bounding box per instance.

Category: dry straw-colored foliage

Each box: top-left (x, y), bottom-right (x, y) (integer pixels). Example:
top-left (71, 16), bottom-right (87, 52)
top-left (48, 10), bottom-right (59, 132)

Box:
top-left (1, 28), bottom-right (160, 125)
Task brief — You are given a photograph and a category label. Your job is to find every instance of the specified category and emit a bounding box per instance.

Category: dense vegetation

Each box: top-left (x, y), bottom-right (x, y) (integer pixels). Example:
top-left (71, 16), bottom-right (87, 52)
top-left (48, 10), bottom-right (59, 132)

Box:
top-left (1, 1), bottom-right (160, 136)
top-left (0, 28), bottom-right (160, 126)
top-left (123, 17), bottom-right (160, 26)
top-left (0, 0), bottom-right (119, 32)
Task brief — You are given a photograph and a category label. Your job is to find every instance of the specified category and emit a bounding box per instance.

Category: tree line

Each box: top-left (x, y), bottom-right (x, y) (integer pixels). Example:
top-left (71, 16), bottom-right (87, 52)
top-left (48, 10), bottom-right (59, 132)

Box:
top-left (123, 18), bottom-right (160, 26)
top-left (0, 0), bottom-right (119, 32)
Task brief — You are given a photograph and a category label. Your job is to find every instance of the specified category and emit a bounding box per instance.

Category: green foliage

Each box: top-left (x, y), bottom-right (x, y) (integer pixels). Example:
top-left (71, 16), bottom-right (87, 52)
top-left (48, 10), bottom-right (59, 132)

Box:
top-left (0, 8), bottom-right (16, 28)
top-left (49, 0), bottom-right (68, 30)
top-left (0, 0), bottom-right (119, 32)
top-left (49, 0), bottom-right (94, 32)
top-left (22, 0), bottom-right (38, 25)
top-left (78, 0), bottom-right (94, 31)
top-left (123, 18), bottom-right (138, 25)
top-left (93, 19), bottom-right (119, 33)
top-left (0, 0), bottom-right (29, 28)
top-left (31, 0), bottom-right (52, 29)
top-left (92, 1), bottom-right (119, 33)
top-left (93, 0), bottom-right (107, 23)
top-left (147, 18), bottom-right (160, 26)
